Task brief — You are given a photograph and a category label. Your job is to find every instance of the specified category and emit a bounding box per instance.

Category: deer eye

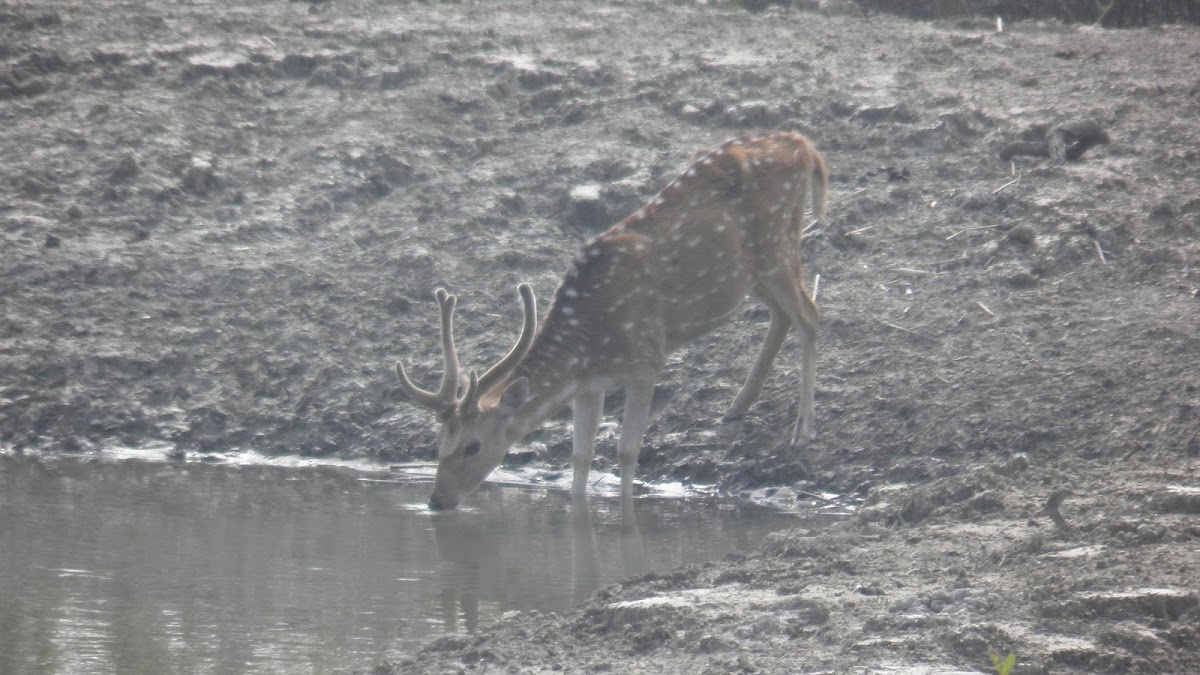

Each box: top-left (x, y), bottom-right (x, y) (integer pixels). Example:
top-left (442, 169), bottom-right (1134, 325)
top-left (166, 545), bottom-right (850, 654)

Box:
top-left (463, 441), bottom-right (481, 458)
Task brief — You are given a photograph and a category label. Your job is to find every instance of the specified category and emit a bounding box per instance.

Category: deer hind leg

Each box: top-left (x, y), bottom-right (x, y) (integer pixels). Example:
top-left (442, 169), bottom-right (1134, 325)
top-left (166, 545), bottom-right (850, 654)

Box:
top-left (572, 388), bottom-right (605, 495)
top-left (759, 269), bottom-right (819, 447)
top-left (725, 297), bottom-right (790, 420)
top-left (616, 377), bottom-right (656, 508)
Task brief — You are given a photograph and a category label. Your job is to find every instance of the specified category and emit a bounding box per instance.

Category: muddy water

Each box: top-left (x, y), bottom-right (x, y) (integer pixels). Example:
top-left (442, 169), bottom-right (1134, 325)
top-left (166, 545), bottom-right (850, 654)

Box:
top-left (0, 454), bottom-right (814, 674)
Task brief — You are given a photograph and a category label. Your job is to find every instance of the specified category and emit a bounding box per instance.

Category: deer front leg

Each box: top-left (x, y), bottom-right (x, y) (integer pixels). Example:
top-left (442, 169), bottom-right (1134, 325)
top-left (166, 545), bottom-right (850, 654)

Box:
top-left (616, 378), bottom-right (656, 507)
top-left (572, 388), bottom-right (604, 495)
top-left (725, 302), bottom-right (789, 420)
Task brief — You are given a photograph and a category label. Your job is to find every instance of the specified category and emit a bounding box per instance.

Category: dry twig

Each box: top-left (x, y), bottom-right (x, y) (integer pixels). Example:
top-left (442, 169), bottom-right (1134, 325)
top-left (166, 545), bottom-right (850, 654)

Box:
top-left (797, 490), bottom-right (837, 504)
top-left (877, 319), bottom-right (934, 342)
top-left (946, 223), bottom-right (1004, 240)
top-left (840, 187), bottom-right (868, 204)
top-left (891, 267), bottom-right (938, 276)
top-left (992, 173), bottom-right (1022, 194)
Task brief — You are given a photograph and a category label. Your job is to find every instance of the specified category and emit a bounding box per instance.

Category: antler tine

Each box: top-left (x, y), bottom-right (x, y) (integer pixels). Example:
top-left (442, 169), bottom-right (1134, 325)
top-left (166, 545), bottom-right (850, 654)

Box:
top-left (434, 288), bottom-right (462, 403)
top-left (457, 370), bottom-right (480, 416)
top-left (476, 283), bottom-right (537, 397)
top-left (395, 361), bottom-right (452, 414)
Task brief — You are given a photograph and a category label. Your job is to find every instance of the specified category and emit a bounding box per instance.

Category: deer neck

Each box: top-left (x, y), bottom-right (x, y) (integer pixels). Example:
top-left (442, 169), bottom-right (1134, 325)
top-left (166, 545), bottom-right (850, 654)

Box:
top-left (490, 318), bottom-right (594, 438)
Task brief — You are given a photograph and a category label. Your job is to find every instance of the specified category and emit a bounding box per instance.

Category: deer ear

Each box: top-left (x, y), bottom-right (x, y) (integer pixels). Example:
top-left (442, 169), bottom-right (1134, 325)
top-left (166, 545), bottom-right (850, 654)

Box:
top-left (499, 377), bottom-right (530, 411)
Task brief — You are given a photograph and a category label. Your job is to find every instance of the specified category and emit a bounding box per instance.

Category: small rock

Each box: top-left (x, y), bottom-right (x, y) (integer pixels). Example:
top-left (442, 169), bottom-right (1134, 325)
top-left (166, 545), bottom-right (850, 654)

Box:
top-left (853, 103), bottom-right (918, 124)
top-left (1005, 223), bottom-right (1036, 245)
top-left (569, 184), bottom-right (608, 229)
top-left (528, 86), bottom-right (566, 111)
top-left (182, 159), bottom-right (217, 194)
top-left (17, 78), bottom-right (50, 97)
top-left (691, 634), bottom-right (727, 654)
top-left (378, 64), bottom-right (425, 90)
top-left (722, 100), bottom-right (782, 128)
top-left (497, 191), bottom-right (526, 213)
top-left (1150, 486), bottom-right (1200, 514)
top-left (21, 177), bottom-right (53, 196)
top-left (280, 53), bottom-right (318, 78)
top-left (110, 153), bottom-right (140, 183)
top-left (677, 102), bottom-right (705, 123)
top-left (1136, 523), bottom-right (1167, 542)
top-left (516, 68), bottom-right (564, 90)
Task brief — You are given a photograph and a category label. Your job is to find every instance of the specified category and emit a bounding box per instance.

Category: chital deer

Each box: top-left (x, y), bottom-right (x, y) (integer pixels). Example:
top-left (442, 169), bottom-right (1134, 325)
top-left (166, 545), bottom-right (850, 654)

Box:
top-left (397, 132), bottom-right (827, 510)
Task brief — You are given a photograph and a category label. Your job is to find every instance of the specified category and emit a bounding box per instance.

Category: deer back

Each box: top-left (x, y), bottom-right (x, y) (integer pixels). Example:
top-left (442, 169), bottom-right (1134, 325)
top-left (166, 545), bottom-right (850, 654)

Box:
top-left (524, 132), bottom-right (827, 374)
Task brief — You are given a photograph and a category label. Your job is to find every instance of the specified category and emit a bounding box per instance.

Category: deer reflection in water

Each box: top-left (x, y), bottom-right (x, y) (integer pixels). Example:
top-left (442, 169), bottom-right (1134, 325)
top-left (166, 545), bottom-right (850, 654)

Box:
top-left (427, 494), bottom-right (647, 630)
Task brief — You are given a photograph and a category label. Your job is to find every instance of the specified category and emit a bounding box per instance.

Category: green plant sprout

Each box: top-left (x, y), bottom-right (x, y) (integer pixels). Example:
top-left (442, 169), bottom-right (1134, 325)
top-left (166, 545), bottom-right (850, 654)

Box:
top-left (990, 651), bottom-right (1016, 675)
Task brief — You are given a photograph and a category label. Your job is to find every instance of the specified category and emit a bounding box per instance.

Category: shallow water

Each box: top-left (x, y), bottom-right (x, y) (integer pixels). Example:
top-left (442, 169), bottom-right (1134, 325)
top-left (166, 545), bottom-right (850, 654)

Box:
top-left (0, 454), bottom-right (820, 674)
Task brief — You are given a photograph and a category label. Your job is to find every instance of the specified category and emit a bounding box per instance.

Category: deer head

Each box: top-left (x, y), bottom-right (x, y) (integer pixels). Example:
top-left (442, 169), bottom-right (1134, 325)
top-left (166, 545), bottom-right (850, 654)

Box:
top-left (396, 284), bottom-right (537, 510)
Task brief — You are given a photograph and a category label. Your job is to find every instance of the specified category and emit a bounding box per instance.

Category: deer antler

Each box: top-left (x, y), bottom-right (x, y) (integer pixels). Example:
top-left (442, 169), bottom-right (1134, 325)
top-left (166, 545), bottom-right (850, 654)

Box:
top-left (474, 283), bottom-right (537, 397)
top-left (398, 284), bottom-right (536, 414)
top-left (396, 288), bottom-right (462, 415)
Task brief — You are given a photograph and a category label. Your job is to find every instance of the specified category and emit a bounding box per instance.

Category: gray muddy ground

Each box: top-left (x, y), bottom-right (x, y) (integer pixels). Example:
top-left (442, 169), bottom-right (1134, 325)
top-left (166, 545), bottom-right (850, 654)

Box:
top-left (2, 1), bottom-right (1199, 672)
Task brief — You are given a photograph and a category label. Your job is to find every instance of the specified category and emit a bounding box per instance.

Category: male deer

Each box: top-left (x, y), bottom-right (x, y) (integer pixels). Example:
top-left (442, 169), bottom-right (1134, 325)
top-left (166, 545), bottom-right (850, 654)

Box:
top-left (397, 132), bottom-right (827, 510)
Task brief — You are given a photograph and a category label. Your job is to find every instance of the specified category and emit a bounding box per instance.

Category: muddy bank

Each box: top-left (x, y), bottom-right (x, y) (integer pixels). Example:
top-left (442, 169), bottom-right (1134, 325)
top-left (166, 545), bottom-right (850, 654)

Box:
top-left (389, 455), bottom-right (1200, 673)
top-left (2, 1), bottom-right (1198, 672)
